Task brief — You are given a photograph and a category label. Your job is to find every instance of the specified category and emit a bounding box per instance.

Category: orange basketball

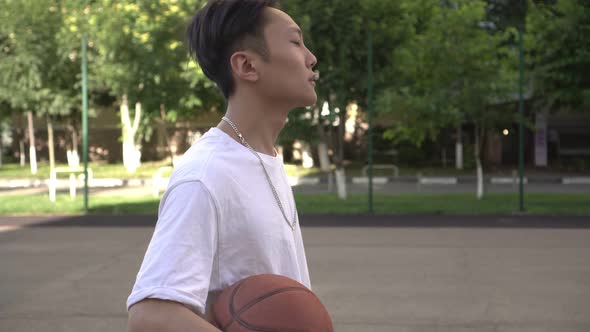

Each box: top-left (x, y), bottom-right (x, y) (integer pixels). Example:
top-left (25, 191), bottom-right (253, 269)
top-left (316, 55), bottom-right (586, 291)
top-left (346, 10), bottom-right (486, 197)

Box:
top-left (211, 274), bottom-right (334, 332)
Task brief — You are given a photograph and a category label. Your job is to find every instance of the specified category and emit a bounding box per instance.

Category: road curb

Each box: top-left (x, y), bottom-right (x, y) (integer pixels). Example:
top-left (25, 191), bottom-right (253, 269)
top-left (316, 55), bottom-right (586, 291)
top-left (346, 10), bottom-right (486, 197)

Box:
top-left (1, 175), bottom-right (590, 189)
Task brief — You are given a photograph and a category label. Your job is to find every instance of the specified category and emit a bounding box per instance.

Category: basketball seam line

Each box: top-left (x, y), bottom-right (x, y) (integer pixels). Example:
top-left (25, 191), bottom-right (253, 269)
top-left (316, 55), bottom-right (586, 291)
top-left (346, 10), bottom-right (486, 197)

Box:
top-left (223, 278), bottom-right (248, 330)
top-left (223, 283), bottom-right (314, 332)
top-left (230, 287), bottom-right (313, 332)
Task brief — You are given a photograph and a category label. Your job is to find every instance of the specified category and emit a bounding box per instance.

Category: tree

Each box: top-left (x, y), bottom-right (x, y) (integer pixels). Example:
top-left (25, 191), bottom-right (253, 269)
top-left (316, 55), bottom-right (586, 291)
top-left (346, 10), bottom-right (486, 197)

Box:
top-left (89, 0), bottom-right (212, 172)
top-left (378, 0), bottom-right (516, 199)
top-left (0, 0), bottom-right (227, 172)
top-left (0, 0), bottom-right (81, 173)
top-left (526, 0), bottom-right (590, 112)
top-left (0, 102), bottom-right (13, 166)
top-left (282, 0), bottom-right (408, 198)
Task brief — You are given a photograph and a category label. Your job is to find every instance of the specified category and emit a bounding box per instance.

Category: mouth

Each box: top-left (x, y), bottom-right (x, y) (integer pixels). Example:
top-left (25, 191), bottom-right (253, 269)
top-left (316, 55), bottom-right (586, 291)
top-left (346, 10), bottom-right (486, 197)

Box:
top-left (309, 71), bottom-right (319, 86)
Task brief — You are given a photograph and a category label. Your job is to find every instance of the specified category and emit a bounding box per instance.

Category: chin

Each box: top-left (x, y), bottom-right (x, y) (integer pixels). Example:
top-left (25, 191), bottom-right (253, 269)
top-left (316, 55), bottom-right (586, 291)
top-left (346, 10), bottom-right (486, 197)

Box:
top-left (286, 88), bottom-right (317, 108)
top-left (300, 93), bottom-right (317, 108)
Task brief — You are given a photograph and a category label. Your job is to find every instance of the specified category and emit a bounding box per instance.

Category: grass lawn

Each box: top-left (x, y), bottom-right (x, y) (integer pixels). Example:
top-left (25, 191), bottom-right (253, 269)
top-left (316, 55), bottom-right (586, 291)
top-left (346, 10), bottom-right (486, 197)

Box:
top-left (0, 161), bottom-right (173, 179)
top-left (1, 162), bottom-right (316, 179)
top-left (3, 161), bottom-right (583, 180)
top-left (0, 194), bottom-right (160, 215)
top-left (296, 193), bottom-right (590, 215)
top-left (1, 193), bottom-right (588, 216)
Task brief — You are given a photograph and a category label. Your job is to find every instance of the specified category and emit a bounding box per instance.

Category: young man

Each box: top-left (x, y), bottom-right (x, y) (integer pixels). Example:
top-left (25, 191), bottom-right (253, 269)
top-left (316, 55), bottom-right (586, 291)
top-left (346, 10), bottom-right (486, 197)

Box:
top-left (127, 0), bottom-right (318, 331)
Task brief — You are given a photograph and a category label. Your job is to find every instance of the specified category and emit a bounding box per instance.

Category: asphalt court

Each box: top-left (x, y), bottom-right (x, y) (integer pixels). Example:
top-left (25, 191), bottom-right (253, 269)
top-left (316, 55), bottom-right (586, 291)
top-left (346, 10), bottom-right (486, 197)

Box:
top-left (1, 214), bottom-right (589, 332)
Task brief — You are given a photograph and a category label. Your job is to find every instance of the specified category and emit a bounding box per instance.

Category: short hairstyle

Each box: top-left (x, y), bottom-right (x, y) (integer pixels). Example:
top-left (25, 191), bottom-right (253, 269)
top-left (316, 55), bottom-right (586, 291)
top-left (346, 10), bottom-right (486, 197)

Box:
top-left (186, 0), bottom-right (280, 99)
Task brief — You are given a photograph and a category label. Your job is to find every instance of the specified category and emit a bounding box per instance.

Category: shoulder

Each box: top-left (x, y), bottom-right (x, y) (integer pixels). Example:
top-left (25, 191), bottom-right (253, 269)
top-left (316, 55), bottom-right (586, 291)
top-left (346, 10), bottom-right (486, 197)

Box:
top-left (164, 128), bottom-right (253, 200)
top-left (169, 128), bottom-right (230, 184)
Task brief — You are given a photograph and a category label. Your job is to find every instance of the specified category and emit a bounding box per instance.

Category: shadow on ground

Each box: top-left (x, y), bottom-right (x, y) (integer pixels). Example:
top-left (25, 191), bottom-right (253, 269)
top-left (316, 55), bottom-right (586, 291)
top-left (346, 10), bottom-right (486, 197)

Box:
top-left (23, 214), bottom-right (590, 228)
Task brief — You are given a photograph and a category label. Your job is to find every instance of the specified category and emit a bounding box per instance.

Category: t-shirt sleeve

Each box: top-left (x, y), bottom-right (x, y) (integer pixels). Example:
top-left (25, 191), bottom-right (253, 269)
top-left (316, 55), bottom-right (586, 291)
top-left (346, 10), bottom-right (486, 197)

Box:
top-left (126, 180), bottom-right (218, 316)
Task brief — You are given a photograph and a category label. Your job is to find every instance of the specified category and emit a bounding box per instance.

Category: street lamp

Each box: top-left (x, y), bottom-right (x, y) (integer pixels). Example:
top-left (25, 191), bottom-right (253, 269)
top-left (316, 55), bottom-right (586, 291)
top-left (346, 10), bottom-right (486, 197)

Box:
top-left (367, 29), bottom-right (374, 214)
top-left (518, 22), bottom-right (525, 212)
top-left (81, 4), bottom-right (90, 212)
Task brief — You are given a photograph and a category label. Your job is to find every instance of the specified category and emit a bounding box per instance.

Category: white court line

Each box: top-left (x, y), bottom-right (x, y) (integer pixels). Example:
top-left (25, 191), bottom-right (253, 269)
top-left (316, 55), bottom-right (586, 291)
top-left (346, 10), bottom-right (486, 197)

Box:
top-left (562, 177), bottom-right (590, 184)
top-left (352, 177), bottom-right (388, 185)
top-left (418, 177), bottom-right (458, 185)
top-left (0, 216), bottom-right (71, 233)
top-left (0, 225), bottom-right (24, 233)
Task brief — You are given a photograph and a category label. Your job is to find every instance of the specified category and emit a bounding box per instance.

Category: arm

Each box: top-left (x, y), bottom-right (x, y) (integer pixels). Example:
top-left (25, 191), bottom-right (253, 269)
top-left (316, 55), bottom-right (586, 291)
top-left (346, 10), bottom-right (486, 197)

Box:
top-left (127, 181), bottom-right (221, 331)
top-left (128, 299), bottom-right (221, 332)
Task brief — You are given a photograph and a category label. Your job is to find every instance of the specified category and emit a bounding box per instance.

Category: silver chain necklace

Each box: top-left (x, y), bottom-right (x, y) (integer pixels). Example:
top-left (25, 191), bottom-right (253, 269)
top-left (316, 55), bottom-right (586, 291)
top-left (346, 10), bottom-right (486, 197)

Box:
top-left (221, 116), bottom-right (297, 231)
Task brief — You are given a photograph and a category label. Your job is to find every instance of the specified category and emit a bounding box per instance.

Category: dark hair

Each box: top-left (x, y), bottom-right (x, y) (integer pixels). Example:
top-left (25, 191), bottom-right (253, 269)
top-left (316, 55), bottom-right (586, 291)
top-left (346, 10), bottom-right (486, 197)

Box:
top-left (186, 0), bottom-right (280, 99)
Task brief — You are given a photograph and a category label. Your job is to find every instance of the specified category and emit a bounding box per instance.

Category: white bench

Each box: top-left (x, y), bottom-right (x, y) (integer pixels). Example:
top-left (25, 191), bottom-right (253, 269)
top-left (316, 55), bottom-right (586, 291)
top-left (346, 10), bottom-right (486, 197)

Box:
top-left (153, 166), bottom-right (173, 197)
top-left (48, 167), bottom-right (93, 202)
top-left (362, 164), bottom-right (399, 178)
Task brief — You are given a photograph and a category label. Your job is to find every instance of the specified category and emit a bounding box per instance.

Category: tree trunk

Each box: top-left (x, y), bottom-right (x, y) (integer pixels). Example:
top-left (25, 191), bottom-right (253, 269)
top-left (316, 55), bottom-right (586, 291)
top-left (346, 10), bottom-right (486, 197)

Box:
top-left (301, 142), bottom-right (314, 168)
top-left (18, 118), bottom-right (26, 166)
top-left (160, 104), bottom-right (174, 165)
top-left (70, 122), bottom-right (78, 154)
top-left (67, 122), bottom-right (80, 168)
top-left (0, 129), bottom-right (3, 167)
top-left (474, 124), bottom-right (484, 200)
top-left (455, 125), bottom-right (463, 170)
top-left (335, 167), bottom-right (347, 200)
top-left (337, 105), bottom-right (348, 199)
top-left (316, 103), bottom-right (334, 192)
top-left (334, 45), bottom-right (347, 201)
top-left (19, 138), bottom-right (25, 166)
top-left (47, 115), bottom-right (55, 171)
top-left (336, 107), bottom-right (345, 169)
top-left (317, 142), bottom-right (331, 172)
top-left (534, 108), bottom-right (549, 167)
top-left (121, 94), bottom-right (142, 173)
top-left (0, 123), bottom-right (5, 167)
top-left (321, 97), bottom-right (346, 199)
top-left (27, 111), bottom-right (37, 174)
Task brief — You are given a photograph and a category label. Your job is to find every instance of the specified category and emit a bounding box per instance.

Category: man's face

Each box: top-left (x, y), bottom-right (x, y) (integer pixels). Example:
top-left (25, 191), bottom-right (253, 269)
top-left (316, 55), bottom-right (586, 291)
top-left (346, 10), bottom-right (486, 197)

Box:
top-left (256, 8), bottom-right (318, 108)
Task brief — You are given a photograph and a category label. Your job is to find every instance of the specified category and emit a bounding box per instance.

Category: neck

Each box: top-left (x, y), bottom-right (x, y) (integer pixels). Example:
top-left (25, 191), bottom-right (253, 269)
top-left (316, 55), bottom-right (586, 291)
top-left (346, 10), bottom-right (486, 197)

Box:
top-left (217, 92), bottom-right (291, 156)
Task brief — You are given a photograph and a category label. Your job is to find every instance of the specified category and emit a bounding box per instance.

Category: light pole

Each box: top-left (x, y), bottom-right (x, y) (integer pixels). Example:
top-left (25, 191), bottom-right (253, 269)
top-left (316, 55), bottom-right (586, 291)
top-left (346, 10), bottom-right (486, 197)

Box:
top-left (517, 24), bottom-right (525, 212)
top-left (367, 29), bottom-right (374, 213)
top-left (81, 9), bottom-right (89, 213)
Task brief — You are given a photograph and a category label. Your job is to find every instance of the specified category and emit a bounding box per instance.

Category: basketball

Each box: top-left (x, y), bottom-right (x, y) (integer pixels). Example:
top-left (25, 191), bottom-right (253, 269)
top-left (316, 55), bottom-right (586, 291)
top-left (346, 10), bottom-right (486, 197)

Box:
top-left (211, 274), bottom-right (334, 332)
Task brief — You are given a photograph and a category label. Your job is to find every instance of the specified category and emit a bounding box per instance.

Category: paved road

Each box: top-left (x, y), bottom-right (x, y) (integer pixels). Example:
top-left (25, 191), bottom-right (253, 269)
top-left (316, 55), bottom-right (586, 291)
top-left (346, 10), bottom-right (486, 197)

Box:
top-left (1, 181), bottom-right (590, 197)
top-left (292, 182), bottom-right (590, 194)
top-left (1, 215), bottom-right (589, 332)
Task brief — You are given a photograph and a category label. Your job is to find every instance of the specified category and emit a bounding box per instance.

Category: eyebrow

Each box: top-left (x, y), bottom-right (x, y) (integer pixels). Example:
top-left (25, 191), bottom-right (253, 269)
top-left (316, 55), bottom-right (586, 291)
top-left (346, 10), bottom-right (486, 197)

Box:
top-left (288, 27), bottom-right (303, 39)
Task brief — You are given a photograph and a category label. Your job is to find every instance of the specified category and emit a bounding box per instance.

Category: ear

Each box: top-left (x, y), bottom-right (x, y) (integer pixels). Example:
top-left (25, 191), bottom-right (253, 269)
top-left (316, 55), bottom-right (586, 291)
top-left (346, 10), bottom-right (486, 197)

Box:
top-left (230, 51), bottom-right (260, 83)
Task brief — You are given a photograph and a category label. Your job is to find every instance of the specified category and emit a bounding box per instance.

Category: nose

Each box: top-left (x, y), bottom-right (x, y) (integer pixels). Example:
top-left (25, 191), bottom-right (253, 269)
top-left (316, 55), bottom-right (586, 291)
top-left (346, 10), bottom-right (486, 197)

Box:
top-left (307, 48), bottom-right (317, 69)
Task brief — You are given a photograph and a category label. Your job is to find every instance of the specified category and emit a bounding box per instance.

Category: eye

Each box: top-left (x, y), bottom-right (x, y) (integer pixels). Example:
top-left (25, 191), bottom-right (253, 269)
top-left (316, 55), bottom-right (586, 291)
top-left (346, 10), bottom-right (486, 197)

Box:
top-left (292, 41), bottom-right (301, 46)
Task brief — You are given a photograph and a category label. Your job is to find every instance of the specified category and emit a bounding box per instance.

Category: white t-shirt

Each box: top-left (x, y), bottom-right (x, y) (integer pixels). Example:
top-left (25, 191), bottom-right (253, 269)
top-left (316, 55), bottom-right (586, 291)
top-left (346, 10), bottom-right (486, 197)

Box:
top-left (126, 127), bottom-right (311, 317)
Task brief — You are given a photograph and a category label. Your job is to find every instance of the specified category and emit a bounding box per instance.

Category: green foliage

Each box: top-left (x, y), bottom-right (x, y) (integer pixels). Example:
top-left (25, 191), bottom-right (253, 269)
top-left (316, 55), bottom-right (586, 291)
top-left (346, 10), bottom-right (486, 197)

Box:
top-left (0, 0), bottom-right (80, 118)
top-left (378, 0), bottom-right (516, 146)
top-left (526, 0), bottom-right (590, 110)
top-left (279, 107), bottom-right (318, 146)
top-left (89, 1), bottom-right (217, 127)
top-left (0, 0), bottom-right (219, 145)
top-left (0, 0), bottom-right (587, 161)
top-left (486, 0), bottom-right (529, 29)
top-left (282, 0), bottom-right (406, 116)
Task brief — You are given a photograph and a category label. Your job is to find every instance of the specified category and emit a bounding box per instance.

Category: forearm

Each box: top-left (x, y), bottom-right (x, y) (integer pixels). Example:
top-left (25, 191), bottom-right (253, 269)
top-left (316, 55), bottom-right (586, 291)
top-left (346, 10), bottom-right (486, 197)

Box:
top-left (128, 299), bottom-right (222, 332)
